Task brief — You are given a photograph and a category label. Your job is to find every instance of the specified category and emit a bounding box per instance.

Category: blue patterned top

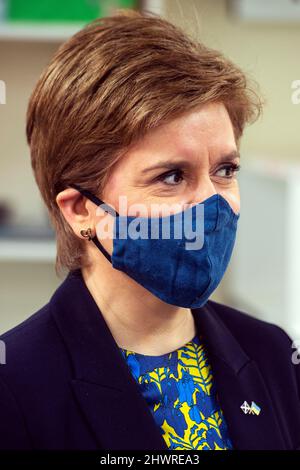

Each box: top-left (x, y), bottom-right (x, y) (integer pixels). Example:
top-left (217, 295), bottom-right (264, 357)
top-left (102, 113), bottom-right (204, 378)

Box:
top-left (119, 334), bottom-right (233, 450)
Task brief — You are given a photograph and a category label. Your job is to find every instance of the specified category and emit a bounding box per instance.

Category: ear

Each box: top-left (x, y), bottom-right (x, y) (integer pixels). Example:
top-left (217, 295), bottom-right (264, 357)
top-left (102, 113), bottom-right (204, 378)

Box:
top-left (56, 188), bottom-right (95, 238)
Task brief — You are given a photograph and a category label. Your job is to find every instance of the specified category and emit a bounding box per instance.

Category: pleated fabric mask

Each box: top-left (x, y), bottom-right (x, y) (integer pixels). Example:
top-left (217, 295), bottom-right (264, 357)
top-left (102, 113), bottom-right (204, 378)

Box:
top-left (70, 184), bottom-right (240, 308)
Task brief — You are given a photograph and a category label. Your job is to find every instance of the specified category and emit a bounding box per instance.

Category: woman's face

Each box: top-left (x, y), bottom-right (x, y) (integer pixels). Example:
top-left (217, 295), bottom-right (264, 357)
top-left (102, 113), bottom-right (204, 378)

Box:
top-left (57, 100), bottom-right (241, 263)
top-left (102, 101), bottom-right (240, 217)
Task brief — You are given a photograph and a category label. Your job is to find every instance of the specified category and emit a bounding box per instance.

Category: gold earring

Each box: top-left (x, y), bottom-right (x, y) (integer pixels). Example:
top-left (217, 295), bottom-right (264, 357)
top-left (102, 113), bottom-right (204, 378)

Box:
top-left (80, 228), bottom-right (93, 241)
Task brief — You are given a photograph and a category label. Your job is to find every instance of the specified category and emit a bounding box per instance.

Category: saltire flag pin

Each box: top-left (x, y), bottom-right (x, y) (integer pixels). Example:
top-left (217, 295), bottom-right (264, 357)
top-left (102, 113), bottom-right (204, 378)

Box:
top-left (241, 400), bottom-right (261, 415)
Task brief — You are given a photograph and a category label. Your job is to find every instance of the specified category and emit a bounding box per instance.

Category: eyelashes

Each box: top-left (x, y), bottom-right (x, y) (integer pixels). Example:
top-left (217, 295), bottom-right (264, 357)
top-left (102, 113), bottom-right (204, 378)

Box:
top-left (155, 163), bottom-right (241, 186)
top-left (216, 162), bottom-right (241, 178)
top-left (156, 169), bottom-right (185, 185)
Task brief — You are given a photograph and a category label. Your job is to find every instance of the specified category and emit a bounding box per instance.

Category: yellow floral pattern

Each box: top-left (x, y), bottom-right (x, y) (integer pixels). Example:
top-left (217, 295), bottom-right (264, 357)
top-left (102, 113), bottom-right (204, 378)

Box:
top-left (120, 334), bottom-right (233, 450)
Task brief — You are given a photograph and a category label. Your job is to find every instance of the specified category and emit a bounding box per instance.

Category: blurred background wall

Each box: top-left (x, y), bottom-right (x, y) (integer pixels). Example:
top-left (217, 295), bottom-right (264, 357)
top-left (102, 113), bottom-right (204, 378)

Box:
top-left (0, 0), bottom-right (300, 338)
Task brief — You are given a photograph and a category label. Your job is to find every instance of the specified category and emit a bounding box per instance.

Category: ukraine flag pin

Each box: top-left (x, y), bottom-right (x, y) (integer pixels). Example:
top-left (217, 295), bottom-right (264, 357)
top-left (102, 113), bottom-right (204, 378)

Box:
top-left (250, 401), bottom-right (261, 415)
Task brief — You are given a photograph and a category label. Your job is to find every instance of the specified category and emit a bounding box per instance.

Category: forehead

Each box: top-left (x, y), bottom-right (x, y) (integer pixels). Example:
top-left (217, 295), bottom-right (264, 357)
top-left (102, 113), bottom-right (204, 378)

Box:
top-left (119, 101), bottom-right (237, 171)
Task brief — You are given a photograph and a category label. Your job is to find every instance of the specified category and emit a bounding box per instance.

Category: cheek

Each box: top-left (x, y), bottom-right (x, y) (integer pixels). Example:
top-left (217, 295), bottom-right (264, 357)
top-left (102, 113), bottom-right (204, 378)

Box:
top-left (220, 184), bottom-right (240, 215)
top-left (102, 170), bottom-right (127, 210)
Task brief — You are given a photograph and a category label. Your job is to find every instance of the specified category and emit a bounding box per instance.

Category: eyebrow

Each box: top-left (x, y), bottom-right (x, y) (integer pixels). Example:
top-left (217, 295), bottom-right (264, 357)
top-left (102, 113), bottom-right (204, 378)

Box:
top-left (141, 150), bottom-right (240, 174)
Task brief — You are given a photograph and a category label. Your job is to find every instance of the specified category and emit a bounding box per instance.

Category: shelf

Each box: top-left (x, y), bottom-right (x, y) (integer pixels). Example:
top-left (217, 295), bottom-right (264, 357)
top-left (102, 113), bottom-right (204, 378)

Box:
top-left (0, 238), bottom-right (56, 262)
top-left (0, 21), bottom-right (86, 42)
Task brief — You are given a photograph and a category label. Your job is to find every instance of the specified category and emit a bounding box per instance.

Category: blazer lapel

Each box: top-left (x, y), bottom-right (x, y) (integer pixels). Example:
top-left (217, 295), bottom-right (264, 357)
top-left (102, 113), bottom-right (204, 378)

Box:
top-left (70, 380), bottom-right (168, 450)
top-left (193, 302), bottom-right (288, 450)
top-left (51, 269), bottom-right (168, 450)
top-left (51, 269), bottom-right (287, 450)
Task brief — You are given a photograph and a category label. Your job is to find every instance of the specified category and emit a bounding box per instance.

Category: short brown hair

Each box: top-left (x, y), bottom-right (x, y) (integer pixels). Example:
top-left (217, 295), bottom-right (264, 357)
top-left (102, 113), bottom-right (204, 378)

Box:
top-left (26, 8), bottom-right (262, 276)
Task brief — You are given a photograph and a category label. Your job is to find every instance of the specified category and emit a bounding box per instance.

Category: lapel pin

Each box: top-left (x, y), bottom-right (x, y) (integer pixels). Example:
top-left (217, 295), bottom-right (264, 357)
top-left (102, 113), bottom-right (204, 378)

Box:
top-left (241, 400), bottom-right (261, 415)
top-left (250, 401), bottom-right (261, 415)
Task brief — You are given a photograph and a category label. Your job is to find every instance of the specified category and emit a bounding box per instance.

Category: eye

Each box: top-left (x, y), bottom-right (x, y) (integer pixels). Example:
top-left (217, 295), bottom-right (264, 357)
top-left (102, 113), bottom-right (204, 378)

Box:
top-left (215, 163), bottom-right (241, 179)
top-left (157, 169), bottom-right (184, 186)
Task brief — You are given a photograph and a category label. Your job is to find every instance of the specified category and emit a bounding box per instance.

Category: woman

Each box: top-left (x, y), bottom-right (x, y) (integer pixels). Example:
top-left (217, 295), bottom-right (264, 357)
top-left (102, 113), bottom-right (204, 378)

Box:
top-left (0, 9), bottom-right (299, 451)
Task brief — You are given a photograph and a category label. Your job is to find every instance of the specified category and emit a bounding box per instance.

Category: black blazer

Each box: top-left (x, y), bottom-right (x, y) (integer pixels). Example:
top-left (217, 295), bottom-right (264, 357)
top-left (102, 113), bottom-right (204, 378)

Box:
top-left (0, 268), bottom-right (299, 450)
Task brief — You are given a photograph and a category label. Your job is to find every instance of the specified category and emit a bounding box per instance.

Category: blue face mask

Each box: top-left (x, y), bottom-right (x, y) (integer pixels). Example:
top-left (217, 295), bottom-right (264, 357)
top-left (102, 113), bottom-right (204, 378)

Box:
top-left (70, 184), bottom-right (240, 308)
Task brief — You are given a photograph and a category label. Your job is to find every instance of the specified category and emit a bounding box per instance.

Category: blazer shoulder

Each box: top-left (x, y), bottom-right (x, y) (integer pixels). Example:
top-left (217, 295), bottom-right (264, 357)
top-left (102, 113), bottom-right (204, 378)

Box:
top-left (206, 299), bottom-right (293, 352)
top-left (0, 302), bottom-right (67, 382)
top-left (0, 302), bottom-right (54, 357)
top-left (206, 299), bottom-right (300, 398)
top-left (0, 302), bottom-right (51, 339)
top-left (0, 303), bottom-right (59, 449)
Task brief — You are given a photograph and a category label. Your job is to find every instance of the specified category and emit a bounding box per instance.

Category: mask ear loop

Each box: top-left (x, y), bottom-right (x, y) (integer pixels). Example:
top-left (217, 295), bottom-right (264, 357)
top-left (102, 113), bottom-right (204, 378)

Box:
top-left (69, 183), bottom-right (119, 263)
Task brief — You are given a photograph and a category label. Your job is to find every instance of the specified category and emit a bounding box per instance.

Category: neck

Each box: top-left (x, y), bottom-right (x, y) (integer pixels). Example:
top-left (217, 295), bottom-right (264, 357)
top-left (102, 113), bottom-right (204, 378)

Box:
top-left (81, 259), bottom-right (197, 356)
